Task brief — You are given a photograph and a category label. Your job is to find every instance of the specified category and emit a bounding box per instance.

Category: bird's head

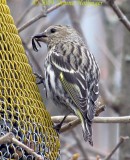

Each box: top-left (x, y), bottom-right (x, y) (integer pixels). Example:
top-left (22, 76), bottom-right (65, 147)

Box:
top-left (32, 25), bottom-right (80, 51)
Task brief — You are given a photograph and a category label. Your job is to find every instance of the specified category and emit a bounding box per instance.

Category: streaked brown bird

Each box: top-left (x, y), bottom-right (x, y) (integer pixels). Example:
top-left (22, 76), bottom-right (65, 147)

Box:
top-left (32, 25), bottom-right (100, 145)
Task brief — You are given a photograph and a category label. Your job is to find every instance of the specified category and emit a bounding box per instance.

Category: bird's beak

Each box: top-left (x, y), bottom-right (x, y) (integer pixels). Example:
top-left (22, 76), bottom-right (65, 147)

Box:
top-left (33, 32), bottom-right (48, 43)
top-left (32, 32), bottom-right (48, 52)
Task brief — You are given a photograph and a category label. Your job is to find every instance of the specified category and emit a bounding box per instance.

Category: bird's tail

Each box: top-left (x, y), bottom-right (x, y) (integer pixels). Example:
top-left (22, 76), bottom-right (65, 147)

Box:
top-left (76, 109), bottom-right (93, 146)
top-left (82, 119), bottom-right (93, 146)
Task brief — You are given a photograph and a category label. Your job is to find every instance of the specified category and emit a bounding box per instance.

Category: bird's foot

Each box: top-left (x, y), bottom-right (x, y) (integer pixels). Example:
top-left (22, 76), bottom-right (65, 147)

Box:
top-left (53, 115), bottom-right (68, 133)
top-left (34, 73), bottom-right (45, 85)
top-left (34, 73), bottom-right (47, 97)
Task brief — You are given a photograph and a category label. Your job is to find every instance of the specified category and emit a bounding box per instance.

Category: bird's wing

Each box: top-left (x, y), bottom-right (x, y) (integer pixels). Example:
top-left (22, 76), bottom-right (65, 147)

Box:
top-left (50, 51), bottom-right (89, 116)
top-left (87, 83), bottom-right (98, 121)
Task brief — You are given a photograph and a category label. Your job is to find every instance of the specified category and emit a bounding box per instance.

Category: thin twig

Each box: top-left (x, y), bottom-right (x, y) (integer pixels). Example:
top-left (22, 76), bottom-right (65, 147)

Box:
top-left (66, 3), bottom-right (86, 43)
top-left (95, 105), bottom-right (106, 116)
top-left (52, 104), bottom-right (105, 124)
top-left (94, 116), bottom-right (130, 123)
top-left (0, 132), bottom-right (14, 144)
top-left (60, 118), bottom-right (79, 133)
top-left (16, 5), bottom-right (35, 27)
top-left (18, 2), bottom-right (65, 33)
top-left (59, 105), bottom-right (105, 133)
top-left (0, 132), bottom-right (43, 160)
top-left (52, 115), bottom-right (130, 125)
top-left (106, 0), bottom-right (130, 32)
top-left (104, 136), bottom-right (129, 160)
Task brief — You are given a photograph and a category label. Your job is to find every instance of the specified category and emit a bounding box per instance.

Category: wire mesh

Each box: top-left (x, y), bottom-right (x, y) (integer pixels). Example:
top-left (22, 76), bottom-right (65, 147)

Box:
top-left (0, 0), bottom-right (60, 159)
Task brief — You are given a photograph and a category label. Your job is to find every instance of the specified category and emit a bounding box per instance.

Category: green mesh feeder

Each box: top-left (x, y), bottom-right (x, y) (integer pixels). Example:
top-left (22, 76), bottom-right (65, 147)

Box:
top-left (0, 0), bottom-right (60, 159)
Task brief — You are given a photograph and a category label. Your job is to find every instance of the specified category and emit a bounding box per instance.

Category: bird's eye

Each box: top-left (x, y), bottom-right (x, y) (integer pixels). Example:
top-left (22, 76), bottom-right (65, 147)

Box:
top-left (50, 28), bottom-right (56, 33)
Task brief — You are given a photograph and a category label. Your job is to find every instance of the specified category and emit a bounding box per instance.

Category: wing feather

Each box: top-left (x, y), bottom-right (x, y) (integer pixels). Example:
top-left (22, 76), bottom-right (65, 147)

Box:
top-left (50, 52), bottom-right (88, 115)
top-left (50, 47), bottom-right (99, 122)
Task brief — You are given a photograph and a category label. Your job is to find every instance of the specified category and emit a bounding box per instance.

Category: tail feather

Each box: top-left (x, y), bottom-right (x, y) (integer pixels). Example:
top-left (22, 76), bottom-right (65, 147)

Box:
top-left (82, 119), bottom-right (93, 146)
top-left (76, 109), bottom-right (93, 146)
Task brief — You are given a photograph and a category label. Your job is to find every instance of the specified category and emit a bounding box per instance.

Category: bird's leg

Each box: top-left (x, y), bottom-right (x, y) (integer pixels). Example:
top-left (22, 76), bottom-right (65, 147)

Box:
top-left (34, 73), bottom-right (47, 97)
top-left (34, 73), bottom-right (45, 86)
top-left (53, 115), bottom-right (68, 133)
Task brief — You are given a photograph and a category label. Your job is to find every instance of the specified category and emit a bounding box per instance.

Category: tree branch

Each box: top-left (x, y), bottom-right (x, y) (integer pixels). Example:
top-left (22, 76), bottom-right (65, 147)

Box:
top-left (52, 115), bottom-right (130, 124)
top-left (106, 0), bottom-right (130, 32)
top-left (52, 104), bottom-right (105, 124)
top-left (16, 5), bottom-right (35, 27)
top-left (60, 118), bottom-right (79, 133)
top-left (104, 136), bottom-right (129, 160)
top-left (18, 2), bottom-right (64, 33)
top-left (52, 105), bottom-right (105, 133)
top-left (0, 133), bottom-right (43, 160)
top-left (65, 3), bottom-right (86, 43)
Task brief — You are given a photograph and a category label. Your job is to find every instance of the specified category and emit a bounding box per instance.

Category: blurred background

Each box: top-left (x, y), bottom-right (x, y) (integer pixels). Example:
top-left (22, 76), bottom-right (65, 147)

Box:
top-left (7, 0), bottom-right (130, 159)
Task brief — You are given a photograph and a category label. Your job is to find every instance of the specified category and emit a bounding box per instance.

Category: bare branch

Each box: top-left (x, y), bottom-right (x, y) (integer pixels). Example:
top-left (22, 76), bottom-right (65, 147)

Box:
top-left (0, 133), bottom-right (43, 160)
top-left (52, 104), bottom-right (105, 124)
top-left (95, 104), bottom-right (106, 116)
top-left (60, 118), bottom-right (79, 133)
top-left (51, 116), bottom-right (130, 124)
top-left (106, 0), bottom-right (130, 32)
top-left (16, 5), bottom-right (34, 27)
top-left (54, 105), bottom-right (105, 133)
top-left (18, 2), bottom-right (65, 33)
top-left (66, 4), bottom-right (86, 43)
top-left (104, 136), bottom-right (129, 160)
top-left (0, 132), bottom-right (14, 144)
top-left (94, 116), bottom-right (130, 123)
top-left (52, 115), bottom-right (130, 125)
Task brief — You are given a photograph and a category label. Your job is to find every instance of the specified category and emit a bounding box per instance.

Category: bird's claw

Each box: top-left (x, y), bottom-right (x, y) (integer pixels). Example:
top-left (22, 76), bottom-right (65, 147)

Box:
top-left (53, 115), bottom-right (68, 133)
top-left (53, 124), bottom-right (62, 134)
top-left (34, 73), bottom-right (45, 85)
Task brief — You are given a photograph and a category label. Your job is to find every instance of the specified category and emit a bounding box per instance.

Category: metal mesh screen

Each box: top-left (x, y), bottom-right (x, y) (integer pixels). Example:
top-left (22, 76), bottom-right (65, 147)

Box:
top-left (0, 0), bottom-right (60, 159)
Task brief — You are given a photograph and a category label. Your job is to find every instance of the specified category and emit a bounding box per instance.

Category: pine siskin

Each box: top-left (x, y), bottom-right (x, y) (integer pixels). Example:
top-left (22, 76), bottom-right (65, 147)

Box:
top-left (32, 25), bottom-right (100, 146)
